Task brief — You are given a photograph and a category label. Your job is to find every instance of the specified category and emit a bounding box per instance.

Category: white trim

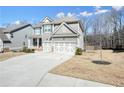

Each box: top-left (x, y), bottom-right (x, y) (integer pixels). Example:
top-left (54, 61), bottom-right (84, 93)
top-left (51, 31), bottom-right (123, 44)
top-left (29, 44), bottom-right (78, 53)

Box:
top-left (53, 41), bottom-right (76, 43)
top-left (43, 40), bottom-right (76, 43)
top-left (0, 39), bottom-right (3, 52)
top-left (43, 41), bottom-right (52, 43)
top-left (37, 38), bottom-right (39, 48)
top-left (28, 39), bottom-right (31, 48)
top-left (42, 17), bottom-right (53, 23)
top-left (52, 24), bottom-right (54, 32)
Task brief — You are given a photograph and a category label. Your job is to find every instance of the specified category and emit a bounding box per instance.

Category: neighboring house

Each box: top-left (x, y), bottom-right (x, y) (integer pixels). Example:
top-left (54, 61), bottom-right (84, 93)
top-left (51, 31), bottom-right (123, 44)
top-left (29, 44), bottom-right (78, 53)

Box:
top-left (3, 24), bottom-right (34, 50)
top-left (0, 28), bottom-right (10, 52)
top-left (28, 17), bottom-right (84, 55)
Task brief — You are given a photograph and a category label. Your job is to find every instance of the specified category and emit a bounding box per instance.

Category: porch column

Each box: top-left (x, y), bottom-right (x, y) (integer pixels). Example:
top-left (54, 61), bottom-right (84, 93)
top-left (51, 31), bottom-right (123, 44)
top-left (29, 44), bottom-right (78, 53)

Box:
top-left (28, 38), bottom-right (31, 48)
top-left (37, 38), bottom-right (39, 48)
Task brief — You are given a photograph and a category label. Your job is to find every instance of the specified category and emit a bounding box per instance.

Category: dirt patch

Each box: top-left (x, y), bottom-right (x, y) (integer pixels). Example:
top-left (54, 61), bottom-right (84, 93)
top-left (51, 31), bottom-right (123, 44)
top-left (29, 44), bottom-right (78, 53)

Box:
top-left (0, 52), bottom-right (27, 62)
top-left (50, 50), bottom-right (124, 86)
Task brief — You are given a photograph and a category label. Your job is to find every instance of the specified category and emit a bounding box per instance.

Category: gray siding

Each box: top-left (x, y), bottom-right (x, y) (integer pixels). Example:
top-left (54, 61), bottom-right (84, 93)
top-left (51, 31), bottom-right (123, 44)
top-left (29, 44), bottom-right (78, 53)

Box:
top-left (5, 26), bottom-right (34, 50)
top-left (69, 23), bottom-right (79, 31)
top-left (54, 24), bottom-right (76, 35)
top-left (42, 33), bottom-right (51, 41)
top-left (54, 25), bottom-right (59, 30)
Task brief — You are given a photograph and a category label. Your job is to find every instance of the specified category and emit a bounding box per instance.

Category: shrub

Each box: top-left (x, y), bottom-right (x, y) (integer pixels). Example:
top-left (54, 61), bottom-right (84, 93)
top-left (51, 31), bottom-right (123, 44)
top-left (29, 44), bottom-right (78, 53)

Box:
top-left (22, 47), bottom-right (27, 52)
top-left (26, 49), bottom-right (31, 53)
top-left (3, 48), bottom-right (10, 52)
top-left (75, 48), bottom-right (83, 55)
top-left (22, 47), bottom-right (34, 53)
top-left (31, 49), bottom-right (35, 52)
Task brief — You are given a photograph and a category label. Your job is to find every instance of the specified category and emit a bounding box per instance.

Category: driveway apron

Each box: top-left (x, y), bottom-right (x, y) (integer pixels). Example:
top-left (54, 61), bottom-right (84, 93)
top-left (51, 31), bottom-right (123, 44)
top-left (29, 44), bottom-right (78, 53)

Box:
top-left (0, 52), bottom-right (71, 87)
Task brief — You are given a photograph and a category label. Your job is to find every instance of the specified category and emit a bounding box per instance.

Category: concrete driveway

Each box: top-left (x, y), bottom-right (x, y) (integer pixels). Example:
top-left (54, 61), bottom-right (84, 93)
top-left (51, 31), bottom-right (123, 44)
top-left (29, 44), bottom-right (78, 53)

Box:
top-left (0, 52), bottom-right (72, 87)
top-left (0, 52), bottom-right (112, 87)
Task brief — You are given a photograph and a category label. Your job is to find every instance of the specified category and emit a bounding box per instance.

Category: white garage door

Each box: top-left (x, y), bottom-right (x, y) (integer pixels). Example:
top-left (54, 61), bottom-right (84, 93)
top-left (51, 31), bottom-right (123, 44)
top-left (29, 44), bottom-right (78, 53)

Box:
top-left (53, 42), bottom-right (76, 55)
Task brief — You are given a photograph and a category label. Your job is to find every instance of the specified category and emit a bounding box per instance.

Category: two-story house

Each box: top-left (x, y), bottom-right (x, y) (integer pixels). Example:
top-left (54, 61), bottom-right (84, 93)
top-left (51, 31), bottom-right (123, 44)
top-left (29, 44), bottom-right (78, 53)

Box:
top-left (0, 28), bottom-right (11, 52)
top-left (28, 17), bottom-right (84, 55)
top-left (3, 24), bottom-right (34, 50)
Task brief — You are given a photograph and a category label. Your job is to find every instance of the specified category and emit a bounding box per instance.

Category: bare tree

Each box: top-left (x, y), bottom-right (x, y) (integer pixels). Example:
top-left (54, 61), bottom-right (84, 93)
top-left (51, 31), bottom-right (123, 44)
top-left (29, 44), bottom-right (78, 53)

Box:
top-left (109, 8), bottom-right (124, 48)
top-left (81, 8), bottom-right (124, 51)
top-left (81, 17), bottom-right (91, 50)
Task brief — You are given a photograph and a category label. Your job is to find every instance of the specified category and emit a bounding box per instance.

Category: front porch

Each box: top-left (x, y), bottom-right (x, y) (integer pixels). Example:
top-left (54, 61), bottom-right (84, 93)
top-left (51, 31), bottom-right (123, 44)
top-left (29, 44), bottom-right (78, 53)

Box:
top-left (28, 36), bottom-right (42, 50)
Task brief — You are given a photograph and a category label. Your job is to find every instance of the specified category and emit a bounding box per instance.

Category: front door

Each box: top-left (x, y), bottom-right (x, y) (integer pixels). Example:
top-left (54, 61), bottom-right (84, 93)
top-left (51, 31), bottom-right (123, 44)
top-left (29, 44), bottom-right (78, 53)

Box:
top-left (39, 38), bottom-right (42, 47)
top-left (33, 38), bottom-right (37, 47)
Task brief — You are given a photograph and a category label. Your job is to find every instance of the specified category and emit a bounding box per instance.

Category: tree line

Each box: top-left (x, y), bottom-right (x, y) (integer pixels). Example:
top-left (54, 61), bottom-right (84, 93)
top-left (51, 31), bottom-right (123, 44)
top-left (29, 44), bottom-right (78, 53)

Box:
top-left (82, 8), bottom-right (124, 50)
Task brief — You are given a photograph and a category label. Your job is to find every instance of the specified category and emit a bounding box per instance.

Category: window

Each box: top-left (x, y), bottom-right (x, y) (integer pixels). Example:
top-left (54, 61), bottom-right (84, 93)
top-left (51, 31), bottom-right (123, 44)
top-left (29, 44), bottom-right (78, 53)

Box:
top-left (48, 29), bottom-right (51, 31)
top-left (44, 25), bottom-right (51, 33)
top-left (11, 34), bottom-right (13, 38)
top-left (25, 35), bottom-right (27, 39)
top-left (35, 28), bottom-right (41, 35)
top-left (45, 29), bottom-right (47, 32)
top-left (23, 42), bottom-right (25, 46)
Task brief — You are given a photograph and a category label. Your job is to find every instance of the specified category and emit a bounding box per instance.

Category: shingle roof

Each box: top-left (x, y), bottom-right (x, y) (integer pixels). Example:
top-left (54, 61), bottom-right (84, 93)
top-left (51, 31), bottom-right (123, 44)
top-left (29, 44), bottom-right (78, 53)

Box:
top-left (0, 28), bottom-right (10, 41)
top-left (3, 24), bottom-right (31, 33)
top-left (33, 17), bottom-right (79, 28)
top-left (33, 23), bottom-right (43, 28)
top-left (53, 17), bottom-right (79, 24)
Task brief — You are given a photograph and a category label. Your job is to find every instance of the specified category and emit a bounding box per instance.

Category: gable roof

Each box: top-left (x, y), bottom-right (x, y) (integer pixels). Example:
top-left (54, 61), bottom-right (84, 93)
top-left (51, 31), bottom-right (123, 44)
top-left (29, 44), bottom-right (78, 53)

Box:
top-left (33, 17), bottom-right (53, 28)
top-left (42, 16), bottom-right (53, 23)
top-left (3, 24), bottom-right (32, 33)
top-left (50, 22), bottom-right (80, 38)
top-left (33, 16), bottom-right (84, 32)
top-left (0, 28), bottom-right (10, 41)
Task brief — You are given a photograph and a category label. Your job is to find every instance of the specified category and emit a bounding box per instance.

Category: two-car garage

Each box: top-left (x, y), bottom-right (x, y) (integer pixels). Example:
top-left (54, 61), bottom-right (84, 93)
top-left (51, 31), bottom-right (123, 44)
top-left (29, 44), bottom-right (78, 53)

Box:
top-left (53, 41), bottom-right (76, 55)
top-left (43, 41), bottom-right (77, 55)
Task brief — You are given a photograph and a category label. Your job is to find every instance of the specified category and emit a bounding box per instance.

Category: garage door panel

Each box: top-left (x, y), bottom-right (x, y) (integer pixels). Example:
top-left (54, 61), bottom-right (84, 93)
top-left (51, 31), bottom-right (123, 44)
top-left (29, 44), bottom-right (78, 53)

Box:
top-left (53, 42), bottom-right (76, 55)
top-left (43, 41), bottom-right (76, 55)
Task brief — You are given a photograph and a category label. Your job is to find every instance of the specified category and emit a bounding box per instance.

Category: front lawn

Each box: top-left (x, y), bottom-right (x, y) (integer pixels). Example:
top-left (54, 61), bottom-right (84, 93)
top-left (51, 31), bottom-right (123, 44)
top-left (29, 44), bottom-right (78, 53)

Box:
top-left (0, 52), bottom-right (27, 62)
top-left (50, 50), bottom-right (124, 86)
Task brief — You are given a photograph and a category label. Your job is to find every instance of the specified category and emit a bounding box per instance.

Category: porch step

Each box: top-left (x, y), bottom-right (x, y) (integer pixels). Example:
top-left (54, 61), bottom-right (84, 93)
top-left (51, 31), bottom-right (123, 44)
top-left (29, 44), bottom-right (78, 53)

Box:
top-left (35, 48), bottom-right (42, 51)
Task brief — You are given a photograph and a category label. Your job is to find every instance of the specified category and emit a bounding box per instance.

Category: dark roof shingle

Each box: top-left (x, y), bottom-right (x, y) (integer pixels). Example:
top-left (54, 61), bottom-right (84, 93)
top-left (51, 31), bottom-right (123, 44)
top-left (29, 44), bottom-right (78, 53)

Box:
top-left (3, 24), bottom-right (31, 33)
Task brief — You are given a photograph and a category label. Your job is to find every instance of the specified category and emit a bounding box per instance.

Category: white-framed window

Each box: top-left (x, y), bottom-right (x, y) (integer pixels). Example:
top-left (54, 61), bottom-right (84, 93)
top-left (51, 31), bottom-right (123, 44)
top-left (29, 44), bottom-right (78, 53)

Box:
top-left (34, 28), bottom-right (41, 35)
top-left (44, 25), bottom-right (52, 33)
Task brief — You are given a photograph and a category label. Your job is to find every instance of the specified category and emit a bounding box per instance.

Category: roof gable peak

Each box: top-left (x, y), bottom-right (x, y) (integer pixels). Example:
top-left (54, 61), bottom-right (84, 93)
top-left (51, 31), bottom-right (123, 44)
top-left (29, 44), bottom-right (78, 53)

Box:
top-left (42, 16), bottom-right (53, 23)
top-left (51, 22), bottom-right (80, 36)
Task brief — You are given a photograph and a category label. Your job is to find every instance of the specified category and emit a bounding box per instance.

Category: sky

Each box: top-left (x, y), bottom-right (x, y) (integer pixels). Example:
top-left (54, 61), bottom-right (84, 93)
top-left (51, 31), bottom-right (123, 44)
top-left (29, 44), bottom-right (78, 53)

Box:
top-left (0, 6), bottom-right (123, 26)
